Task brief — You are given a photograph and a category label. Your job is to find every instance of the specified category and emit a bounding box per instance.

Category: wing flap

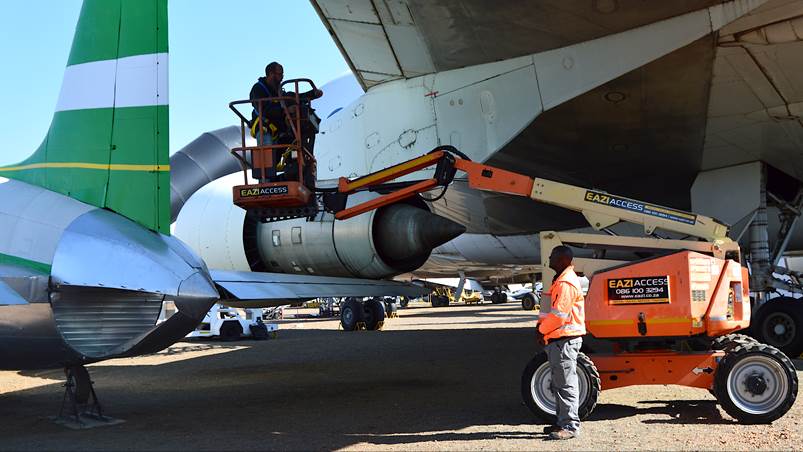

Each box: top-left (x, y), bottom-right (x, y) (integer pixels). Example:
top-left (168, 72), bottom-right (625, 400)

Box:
top-left (211, 270), bottom-right (428, 307)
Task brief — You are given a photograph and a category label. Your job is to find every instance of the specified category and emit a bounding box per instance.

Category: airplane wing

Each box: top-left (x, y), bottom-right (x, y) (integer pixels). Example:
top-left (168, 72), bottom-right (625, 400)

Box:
top-left (310, 1), bottom-right (740, 90)
top-left (704, 3), bottom-right (803, 180)
top-left (0, 280), bottom-right (28, 306)
top-left (210, 270), bottom-right (429, 308)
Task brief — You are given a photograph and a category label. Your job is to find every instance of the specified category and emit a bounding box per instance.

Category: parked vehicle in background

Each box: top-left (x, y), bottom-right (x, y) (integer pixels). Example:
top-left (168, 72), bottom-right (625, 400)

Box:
top-left (188, 304), bottom-right (278, 340)
top-left (509, 283), bottom-right (543, 311)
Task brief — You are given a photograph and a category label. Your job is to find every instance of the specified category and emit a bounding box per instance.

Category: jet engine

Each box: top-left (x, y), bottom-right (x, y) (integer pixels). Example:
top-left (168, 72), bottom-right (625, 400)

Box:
top-left (173, 174), bottom-right (465, 279)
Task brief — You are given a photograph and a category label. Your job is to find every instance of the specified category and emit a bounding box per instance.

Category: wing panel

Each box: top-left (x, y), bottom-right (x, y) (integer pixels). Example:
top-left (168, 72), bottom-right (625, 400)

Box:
top-left (211, 269), bottom-right (428, 304)
top-left (328, 20), bottom-right (402, 79)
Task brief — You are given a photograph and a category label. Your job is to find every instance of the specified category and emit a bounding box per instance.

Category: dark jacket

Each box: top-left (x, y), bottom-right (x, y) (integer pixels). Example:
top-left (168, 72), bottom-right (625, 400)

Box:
top-left (250, 77), bottom-right (286, 134)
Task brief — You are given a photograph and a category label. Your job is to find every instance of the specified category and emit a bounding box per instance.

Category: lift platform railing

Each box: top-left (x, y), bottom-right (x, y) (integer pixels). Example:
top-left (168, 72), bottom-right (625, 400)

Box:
top-left (228, 79), bottom-right (319, 216)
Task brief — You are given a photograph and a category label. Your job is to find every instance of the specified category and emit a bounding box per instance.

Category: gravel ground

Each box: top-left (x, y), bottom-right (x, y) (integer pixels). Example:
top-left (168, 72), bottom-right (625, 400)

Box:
top-left (0, 302), bottom-right (800, 451)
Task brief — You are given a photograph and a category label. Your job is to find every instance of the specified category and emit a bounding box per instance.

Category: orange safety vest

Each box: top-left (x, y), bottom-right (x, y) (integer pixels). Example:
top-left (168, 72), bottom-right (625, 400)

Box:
top-left (538, 265), bottom-right (586, 343)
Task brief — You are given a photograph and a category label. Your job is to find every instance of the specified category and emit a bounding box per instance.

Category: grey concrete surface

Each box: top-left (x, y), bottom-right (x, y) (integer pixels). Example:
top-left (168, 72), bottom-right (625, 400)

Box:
top-left (0, 303), bottom-right (800, 451)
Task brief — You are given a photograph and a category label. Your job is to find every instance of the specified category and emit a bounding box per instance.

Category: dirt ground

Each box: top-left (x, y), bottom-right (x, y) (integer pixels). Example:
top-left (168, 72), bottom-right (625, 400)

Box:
top-left (0, 302), bottom-right (801, 451)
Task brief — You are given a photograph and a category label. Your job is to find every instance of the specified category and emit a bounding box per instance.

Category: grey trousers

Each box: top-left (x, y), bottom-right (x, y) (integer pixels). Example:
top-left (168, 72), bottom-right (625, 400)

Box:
top-left (545, 336), bottom-right (583, 433)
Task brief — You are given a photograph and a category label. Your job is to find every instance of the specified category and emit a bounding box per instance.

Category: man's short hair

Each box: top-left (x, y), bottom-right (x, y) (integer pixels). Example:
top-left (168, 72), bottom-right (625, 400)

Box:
top-left (265, 62), bottom-right (281, 76)
top-left (551, 245), bottom-right (573, 260)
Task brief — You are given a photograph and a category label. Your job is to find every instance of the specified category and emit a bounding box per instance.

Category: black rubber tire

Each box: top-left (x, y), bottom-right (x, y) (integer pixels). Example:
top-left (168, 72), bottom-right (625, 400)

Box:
top-left (521, 351), bottom-right (601, 423)
top-left (219, 321), bottom-right (243, 341)
top-left (753, 298), bottom-right (803, 358)
top-left (714, 342), bottom-right (798, 424)
top-left (363, 298), bottom-right (386, 331)
top-left (68, 365), bottom-right (92, 404)
top-left (491, 292), bottom-right (508, 304)
top-left (250, 322), bottom-right (269, 340)
top-left (521, 294), bottom-right (537, 311)
top-left (712, 333), bottom-right (759, 352)
top-left (431, 295), bottom-right (448, 307)
top-left (399, 297), bottom-right (409, 308)
top-left (340, 298), bottom-right (363, 331)
top-left (384, 300), bottom-right (398, 317)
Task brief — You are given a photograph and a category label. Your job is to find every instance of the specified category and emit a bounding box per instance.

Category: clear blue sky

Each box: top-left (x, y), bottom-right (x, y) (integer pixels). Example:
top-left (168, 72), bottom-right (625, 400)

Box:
top-left (0, 1), bottom-right (351, 165)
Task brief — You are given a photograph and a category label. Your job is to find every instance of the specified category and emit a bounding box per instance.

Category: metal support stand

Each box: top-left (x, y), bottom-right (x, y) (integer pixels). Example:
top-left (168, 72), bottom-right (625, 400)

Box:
top-left (747, 164), bottom-right (803, 297)
top-left (455, 271), bottom-right (466, 303)
top-left (52, 366), bottom-right (123, 429)
top-left (748, 164), bottom-right (771, 299)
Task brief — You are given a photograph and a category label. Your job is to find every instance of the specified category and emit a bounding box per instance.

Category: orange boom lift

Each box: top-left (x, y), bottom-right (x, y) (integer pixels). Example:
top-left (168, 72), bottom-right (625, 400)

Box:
top-left (231, 144), bottom-right (798, 424)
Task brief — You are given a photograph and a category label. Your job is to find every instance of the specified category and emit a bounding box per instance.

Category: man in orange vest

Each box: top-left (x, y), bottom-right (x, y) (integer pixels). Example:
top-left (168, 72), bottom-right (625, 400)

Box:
top-left (536, 245), bottom-right (586, 440)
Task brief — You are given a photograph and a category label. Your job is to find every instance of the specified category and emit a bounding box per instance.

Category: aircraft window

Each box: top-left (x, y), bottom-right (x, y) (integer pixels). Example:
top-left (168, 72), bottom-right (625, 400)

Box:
top-left (292, 227), bottom-right (302, 244)
top-left (272, 230), bottom-right (281, 247)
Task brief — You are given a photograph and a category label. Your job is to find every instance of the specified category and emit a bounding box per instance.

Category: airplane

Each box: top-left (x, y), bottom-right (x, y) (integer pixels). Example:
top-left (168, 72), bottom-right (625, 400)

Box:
top-left (0, 0), bottom-right (436, 421)
top-left (171, 0), bottom-right (803, 358)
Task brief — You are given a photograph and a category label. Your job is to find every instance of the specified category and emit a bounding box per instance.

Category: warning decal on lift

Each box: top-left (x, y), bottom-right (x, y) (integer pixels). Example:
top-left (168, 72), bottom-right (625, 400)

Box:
top-left (584, 190), bottom-right (697, 225)
top-left (240, 185), bottom-right (290, 198)
top-left (608, 276), bottom-right (670, 305)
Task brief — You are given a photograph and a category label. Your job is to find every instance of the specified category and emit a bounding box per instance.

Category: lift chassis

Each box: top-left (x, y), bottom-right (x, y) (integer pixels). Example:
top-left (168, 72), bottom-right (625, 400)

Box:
top-left (234, 145), bottom-right (799, 423)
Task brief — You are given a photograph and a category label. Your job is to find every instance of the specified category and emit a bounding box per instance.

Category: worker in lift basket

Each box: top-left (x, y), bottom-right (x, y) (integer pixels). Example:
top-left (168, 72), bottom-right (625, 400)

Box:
top-left (249, 62), bottom-right (323, 182)
top-left (535, 245), bottom-right (586, 440)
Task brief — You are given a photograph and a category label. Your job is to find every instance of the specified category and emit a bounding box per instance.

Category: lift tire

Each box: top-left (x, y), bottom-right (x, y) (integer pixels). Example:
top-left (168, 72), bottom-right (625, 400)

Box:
top-left (219, 321), bottom-right (243, 341)
top-left (68, 365), bottom-right (92, 405)
top-left (714, 342), bottom-right (798, 424)
top-left (753, 298), bottom-right (803, 358)
top-left (340, 298), bottom-right (363, 331)
top-left (363, 298), bottom-right (386, 331)
top-left (521, 350), bottom-right (601, 423)
top-left (521, 294), bottom-right (537, 311)
top-left (712, 333), bottom-right (759, 352)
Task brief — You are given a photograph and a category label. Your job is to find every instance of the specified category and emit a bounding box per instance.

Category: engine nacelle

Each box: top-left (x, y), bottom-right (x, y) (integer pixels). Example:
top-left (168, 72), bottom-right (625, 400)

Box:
top-left (174, 174), bottom-right (465, 279)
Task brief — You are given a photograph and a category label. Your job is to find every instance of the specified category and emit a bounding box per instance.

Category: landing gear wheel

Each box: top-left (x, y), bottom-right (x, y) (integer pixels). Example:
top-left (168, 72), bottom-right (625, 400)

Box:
top-left (714, 343), bottom-right (798, 424)
top-left (491, 291), bottom-right (508, 304)
top-left (363, 298), bottom-right (386, 331)
top-left (754, 298), bottom-right (803, 358)
top-left (521, 294), bottom-right (537, 311)
top-left (399, 297), bottom-right (409, 308)
top-left (521, 351), bottom-right (601, 423)
top-left (219, 321), bottom-right (243, 341)
top-left (340, 298), bottom-right (363, 331)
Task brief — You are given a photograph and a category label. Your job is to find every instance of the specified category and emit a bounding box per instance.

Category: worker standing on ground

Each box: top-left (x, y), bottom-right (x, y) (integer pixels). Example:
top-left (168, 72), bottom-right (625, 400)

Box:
top-left (536, 245), bottom-right (586, 440)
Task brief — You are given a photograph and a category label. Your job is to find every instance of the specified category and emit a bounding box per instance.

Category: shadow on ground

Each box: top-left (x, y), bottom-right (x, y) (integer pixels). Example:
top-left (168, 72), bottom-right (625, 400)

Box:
top-left (1, 320), bottom-right (800, 450)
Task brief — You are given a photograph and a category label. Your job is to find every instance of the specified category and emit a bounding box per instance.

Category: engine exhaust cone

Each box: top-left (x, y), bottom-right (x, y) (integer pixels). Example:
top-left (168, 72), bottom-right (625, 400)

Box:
top-left (374, 204), bottom-right (466, 267)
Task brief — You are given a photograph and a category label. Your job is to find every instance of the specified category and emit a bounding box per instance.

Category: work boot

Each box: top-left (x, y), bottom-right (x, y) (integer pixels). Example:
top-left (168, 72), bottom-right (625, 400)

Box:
top-left (547, 429), bottom-right (576, 440)
top-left (543, 425), bottom-right (561, 434)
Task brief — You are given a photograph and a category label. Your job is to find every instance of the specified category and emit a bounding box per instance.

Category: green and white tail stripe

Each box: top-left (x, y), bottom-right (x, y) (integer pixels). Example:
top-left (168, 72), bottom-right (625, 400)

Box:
top-left (0, 0), bottom-right (170, 234)
top-left (56, 53), bottom-right (169, 112)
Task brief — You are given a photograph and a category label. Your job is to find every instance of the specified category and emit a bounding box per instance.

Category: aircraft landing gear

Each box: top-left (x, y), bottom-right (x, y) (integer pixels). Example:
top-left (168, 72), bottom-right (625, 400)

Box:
top-left (340, 298), bottom-right (386, 331)
top-left (54, 365), bottom-right (121, 429)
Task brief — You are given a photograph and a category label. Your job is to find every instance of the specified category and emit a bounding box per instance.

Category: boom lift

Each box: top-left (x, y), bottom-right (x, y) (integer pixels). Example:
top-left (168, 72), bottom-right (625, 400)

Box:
top-left (230, 137), bottom-right (798, 423)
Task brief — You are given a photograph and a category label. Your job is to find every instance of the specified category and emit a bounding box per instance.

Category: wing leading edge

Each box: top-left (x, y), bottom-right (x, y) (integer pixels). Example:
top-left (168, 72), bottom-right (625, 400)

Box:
top-left (211, 270), bottom-right (428, 308)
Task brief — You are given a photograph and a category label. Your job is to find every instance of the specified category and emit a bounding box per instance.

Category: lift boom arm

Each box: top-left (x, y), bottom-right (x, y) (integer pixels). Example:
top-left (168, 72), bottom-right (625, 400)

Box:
top-left (334, 147), bottom-right (731, 244)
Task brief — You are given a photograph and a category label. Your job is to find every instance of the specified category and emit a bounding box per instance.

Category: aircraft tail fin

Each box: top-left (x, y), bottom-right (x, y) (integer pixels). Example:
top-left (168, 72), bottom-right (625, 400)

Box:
top-left (0, 0), bottom-right (170, 234)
